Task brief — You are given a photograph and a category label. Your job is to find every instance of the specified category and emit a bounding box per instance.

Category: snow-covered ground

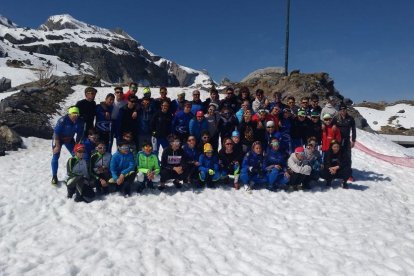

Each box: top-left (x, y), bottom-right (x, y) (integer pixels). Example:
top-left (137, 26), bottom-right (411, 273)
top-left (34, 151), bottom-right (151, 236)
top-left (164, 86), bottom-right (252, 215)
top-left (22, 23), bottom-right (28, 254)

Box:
top-left (0, 87), bottom-right (414, 275)
top-left (355, 104), bottom-right (414, 132)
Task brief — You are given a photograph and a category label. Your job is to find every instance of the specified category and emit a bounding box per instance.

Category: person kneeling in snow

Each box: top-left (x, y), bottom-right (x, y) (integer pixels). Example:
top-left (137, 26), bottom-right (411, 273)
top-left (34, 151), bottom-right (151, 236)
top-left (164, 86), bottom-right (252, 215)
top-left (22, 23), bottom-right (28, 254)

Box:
top-left (240, 141), bottom-right (267, 191)
top-left (287, 146), bottom-right (312, 190)
top-left (218, 138), bottom-right (242, 189)
top-left (198, 143), bottom-right (221, 188)
top-left (136, 141), bottom-right (160, 192)
top-left (109, 141), bottom-right (136, 197)
top-left (90, 141), bottom-right (112, 195)
top-left (320, 140), bottom-right (352, 189)
top-left (265, 138), bottom-right (290, 191)
top-left (66, 143), bottom-right (95, 203)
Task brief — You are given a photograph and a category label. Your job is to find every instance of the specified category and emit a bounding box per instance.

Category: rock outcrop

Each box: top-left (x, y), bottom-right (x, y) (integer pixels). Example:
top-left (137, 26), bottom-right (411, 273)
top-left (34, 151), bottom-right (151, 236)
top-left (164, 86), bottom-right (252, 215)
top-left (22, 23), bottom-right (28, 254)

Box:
top-left (0, 77), bottom-right (11, 92)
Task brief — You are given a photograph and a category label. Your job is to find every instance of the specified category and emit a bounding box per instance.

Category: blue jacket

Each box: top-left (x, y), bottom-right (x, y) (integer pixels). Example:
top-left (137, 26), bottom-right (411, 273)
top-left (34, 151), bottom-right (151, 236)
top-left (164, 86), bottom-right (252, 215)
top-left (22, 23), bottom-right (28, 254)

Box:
top-left (183, 144), bottom-right (201, 164)
top-left (54, 115), bottom-right (84, 143)
top-left (191, 100), bottom-right (204, 114)
top-left (81, 138), bottom-right (96, 161)
top-left (265, 148), bottom-right (287, 171)
top-left (95, 103), bottom-right (113, 133)
top-left (189, 118), bottom-right (209, 141)
top-left (172, 111), bottom-right (194, 135)
top-left (198, 154), bottom-right (219, 173)
top-left (241, 151), bottom-right (266, 175)
top-left (110, 151), bottom-right (136, 181)
top-left (138, 107), bottom-right (154, 135)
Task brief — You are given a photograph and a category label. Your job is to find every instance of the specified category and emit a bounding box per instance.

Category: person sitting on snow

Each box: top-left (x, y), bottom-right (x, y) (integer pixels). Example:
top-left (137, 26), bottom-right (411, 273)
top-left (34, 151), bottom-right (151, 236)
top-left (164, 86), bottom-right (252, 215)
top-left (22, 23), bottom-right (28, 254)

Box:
top-left (198, 143), bottom-right (221, 188)
top-left (265, 138), bottom-right (290, 191)
top-left (218, 138), bottom-right (242, 190)
top-left (320, 140), bottom-right (352, 189)
top-left (66, 143), bottom-right (95, 203)
top-left (136, 141), bottom-right (161, 192)
top-left (90, 141), bottom-right (112, 195)
top-left (108, 141), bottom-right (136, 197)
top-left (303, 137), bottom-right (323, 182)
top-left (240, 141), bottom-right (267, 191)
top-left (287, 146), bottom-right (312, 191)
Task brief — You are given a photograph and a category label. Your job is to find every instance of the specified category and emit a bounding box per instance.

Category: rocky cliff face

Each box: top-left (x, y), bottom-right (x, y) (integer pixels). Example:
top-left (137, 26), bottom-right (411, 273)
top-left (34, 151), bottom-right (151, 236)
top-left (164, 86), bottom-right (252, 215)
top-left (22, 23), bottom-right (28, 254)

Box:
top-left (0, 14), bottom-right (213, 87)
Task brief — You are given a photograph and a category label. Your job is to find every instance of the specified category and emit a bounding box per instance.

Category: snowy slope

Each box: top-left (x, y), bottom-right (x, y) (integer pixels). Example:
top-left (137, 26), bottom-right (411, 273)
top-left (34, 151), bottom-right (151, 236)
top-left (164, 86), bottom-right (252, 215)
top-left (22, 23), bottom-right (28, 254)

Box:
top-left (355, 104), bottom-right (414, 131)
top-left (0, 87), bottom-right (414, 275)
top-left (0, 14), bottom-right (214, 88)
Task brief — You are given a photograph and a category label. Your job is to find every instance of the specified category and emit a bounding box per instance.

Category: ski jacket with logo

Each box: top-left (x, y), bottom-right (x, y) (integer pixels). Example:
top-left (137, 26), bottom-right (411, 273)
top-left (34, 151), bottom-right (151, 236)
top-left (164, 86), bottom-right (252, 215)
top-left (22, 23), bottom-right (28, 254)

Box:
top-left (54, 115), bottom-right (85, 143)
top-left (110, 151), bottom-right (135, 181)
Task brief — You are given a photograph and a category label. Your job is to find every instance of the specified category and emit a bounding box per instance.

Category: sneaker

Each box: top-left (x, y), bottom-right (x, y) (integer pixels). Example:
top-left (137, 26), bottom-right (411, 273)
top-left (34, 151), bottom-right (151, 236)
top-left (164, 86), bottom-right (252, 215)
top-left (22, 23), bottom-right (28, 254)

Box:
top-left (173, 180), bottom-right (182, 189)
top-left (348, 176), bottom-right (354, 182)
top-left (244, 184), bottom-right (252, 192)
top-left (51, 176), bottom-right (58, 186)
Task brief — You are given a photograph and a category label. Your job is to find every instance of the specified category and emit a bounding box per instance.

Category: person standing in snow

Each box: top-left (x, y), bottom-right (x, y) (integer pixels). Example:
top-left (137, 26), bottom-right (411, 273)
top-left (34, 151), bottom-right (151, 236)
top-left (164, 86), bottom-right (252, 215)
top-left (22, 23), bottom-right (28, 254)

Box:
top-left (334, 102), bottom-right (356, 181)
top-left (150, 100), bottom-right (173, 153)
top-left (190, 90), bottom-right (204, 115)
top-left (51, 106), bottom-right (84, 185)
top-left (189, 110), bottom-right (209, 143)
top-left (66, 143), bottom-right (95, 203)
top-left (172, 101), bottom-right (193, 143)
top-left (76, 86), bottom-right (97, 132)
top-left (95, 93), bottom-right (114, 152)
top-left (320, 95), bottom-right (338, 120)
top-left (111, 87), bottom-right (127, 147)
top-left (321, 113), bottom-right (342, 155)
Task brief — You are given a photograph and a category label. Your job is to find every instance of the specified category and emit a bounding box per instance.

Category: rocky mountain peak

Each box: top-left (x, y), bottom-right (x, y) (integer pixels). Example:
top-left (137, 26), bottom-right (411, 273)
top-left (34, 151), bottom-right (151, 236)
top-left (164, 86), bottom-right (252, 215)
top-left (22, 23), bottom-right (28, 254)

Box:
top-left (0, 15), bottom-right (18, 28)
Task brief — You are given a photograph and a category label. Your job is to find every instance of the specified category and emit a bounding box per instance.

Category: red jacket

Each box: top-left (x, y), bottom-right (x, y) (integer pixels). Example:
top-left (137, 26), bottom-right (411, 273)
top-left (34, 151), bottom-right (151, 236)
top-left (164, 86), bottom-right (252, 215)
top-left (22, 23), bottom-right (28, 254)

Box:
top-left (321, 125), bottom-right (341, 152)
top-left (122, 90), bottom-right (135, 101)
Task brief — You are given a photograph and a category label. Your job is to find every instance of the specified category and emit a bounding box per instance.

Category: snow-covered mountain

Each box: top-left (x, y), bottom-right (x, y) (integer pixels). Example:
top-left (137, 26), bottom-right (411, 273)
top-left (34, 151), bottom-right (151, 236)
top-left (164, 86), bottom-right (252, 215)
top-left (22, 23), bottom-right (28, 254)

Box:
top-left (0, 14), bottom-right (214, 87)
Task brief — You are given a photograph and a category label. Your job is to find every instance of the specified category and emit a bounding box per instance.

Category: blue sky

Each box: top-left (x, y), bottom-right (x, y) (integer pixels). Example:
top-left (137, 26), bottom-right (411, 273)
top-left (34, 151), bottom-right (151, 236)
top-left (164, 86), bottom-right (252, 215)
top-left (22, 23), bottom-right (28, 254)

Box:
top-left (2, 0), bottom-right (413, 102)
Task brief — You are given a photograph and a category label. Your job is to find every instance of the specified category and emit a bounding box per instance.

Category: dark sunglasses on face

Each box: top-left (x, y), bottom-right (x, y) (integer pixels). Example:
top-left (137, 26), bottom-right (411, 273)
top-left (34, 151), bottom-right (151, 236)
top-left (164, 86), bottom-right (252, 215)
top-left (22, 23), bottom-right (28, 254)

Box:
top-left (225, 143), bottom-right (233, 146)
top-left (115, 91), bottom-right (122, 94)
top-left (266, 126), bottom-right (274, 128)
top-left (96, 146), bottom-right (106, 150)
top-left (119, 146), bottom-right (130, 150)
top-left (202, 136), bottom-right (209, 139)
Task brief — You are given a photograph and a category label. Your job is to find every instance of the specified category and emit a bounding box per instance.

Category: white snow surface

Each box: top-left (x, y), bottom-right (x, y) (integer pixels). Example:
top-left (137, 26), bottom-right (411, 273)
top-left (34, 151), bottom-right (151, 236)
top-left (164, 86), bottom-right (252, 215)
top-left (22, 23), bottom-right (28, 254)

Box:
top-left (1, 87), bottom-right (414, 275)
top-left (355, 104), bottom-right (414, 131)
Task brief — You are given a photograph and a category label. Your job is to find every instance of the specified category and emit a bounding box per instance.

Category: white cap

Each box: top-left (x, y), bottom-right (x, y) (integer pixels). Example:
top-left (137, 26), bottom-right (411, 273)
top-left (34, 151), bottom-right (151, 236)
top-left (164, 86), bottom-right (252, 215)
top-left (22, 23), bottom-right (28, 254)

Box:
top-left (266, 121), bottom-right (275, 127)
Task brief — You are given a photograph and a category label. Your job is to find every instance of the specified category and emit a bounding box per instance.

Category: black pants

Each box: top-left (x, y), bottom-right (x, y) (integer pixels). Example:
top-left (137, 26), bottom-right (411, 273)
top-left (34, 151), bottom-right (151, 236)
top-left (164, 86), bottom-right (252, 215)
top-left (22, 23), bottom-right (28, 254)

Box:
top-left (95, 172), bottom-right (115, 194)
top-left (289, 172), bottom-right (311, 189)
top-left (117, 173), bottom-right (137, 196)
top-left (67, 176), bottom-right (95, 203)
top-left (160, 168), bottom-right (188, 183)
top-left (320, 167), bottom-right (352, 184)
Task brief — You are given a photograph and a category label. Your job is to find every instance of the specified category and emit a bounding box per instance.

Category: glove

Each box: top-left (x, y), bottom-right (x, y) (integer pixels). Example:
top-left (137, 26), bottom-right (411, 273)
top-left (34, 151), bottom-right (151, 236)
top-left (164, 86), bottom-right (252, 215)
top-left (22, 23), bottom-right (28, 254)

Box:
top-left (208, 169), bottom-right (215, 175)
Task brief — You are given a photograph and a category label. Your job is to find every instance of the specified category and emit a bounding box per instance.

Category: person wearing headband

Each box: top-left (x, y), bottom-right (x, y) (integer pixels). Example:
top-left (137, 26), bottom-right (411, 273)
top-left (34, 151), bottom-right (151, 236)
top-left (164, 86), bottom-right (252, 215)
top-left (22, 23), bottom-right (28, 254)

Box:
top-left (50, 106), bottom-right (85, 186)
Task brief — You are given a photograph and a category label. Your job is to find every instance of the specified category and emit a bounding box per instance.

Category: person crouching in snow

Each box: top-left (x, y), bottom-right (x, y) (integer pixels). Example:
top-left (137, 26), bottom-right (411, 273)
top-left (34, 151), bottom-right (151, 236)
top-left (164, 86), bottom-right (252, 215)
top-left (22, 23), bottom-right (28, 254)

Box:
top-left (265, 138), bottom-right (290, 191)
top-left (218, 138), bottom-right (242, 189)
top-left (287, 146), bottom-right (312, 190)
top-left (90, 141), bottom-right (112, 195)
top-left (240, 141), bottom-right (267, 191)
top-left (303, 137), bottom-right (323, 183)
top-left (66, 143), bottom-right (95, 203)
top-left (136, 141), bottom-right (160, 192)
top-left (159, 135), bottom-right (188, 190)
top-left (109, 141), bottom-right (136, 197)
top-left (198, 143), bottom-right (220, 188)
top-left (320, 140), bottom-right (352, 189)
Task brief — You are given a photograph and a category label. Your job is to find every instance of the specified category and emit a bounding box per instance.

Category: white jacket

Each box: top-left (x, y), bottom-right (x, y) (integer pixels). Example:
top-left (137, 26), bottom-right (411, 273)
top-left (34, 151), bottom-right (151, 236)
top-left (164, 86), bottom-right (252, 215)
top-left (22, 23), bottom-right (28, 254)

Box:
top-left (288, 153), bottom-right (312, 175)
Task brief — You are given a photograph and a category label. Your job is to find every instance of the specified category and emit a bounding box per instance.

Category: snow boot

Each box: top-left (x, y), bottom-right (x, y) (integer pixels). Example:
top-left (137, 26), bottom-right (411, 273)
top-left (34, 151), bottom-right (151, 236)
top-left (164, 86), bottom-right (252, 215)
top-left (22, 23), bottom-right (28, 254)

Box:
top-left (173, 179), bottom-right (182, 189)
top-left (342, 181), bottom-right (349, 189)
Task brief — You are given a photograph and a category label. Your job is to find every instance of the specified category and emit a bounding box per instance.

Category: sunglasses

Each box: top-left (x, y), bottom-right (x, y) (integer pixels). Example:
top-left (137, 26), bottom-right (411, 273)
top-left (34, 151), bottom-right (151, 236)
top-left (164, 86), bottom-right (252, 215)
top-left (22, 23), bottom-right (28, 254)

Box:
top-left (302, 102), bottom-right (308, 104)
top-left (187, 139), bottom-right (195, 142)
top-left (324, 118), bottom-right (332, 121)
top-left (266, 126), bottom-right (274, 128)
top-left (115, 91), bottom-right (122, 94)
top-left (225, 143), bottom-right (233, 146)
top-left (202, 136), bottom-right (209, 139)
top-left (119, 146), bottom-right (130, 150)
top-left (311, 116), bottom-right (319, 119)
top-left (96, 146), bottom-right (106, 150)
top-left (76, 150), bottom-right (85, 153)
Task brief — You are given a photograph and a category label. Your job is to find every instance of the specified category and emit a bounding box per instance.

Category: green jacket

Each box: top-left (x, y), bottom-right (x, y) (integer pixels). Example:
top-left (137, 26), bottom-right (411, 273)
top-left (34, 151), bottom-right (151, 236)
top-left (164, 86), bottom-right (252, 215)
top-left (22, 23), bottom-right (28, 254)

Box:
top-left (136, 151), bottom-right (160, 174)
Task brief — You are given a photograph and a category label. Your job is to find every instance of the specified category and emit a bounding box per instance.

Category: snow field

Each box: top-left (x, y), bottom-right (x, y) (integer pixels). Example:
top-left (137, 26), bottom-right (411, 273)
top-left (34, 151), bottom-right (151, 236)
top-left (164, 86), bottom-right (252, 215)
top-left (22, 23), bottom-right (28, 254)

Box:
top-left (0, 86), bottom-right (413, 275)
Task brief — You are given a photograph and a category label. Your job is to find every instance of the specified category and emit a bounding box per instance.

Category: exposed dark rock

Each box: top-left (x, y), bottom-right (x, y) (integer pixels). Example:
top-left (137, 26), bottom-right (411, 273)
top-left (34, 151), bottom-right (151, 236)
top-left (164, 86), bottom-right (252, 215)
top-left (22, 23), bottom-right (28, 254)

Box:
top-left (397, 110), bottom-right (405, 113)
top-left (0, 124), bottom-right (23, 152)
top-left (4, 33), bottom-right (43, 44)
top-left (6, 59), bottom-right (25, 68)
top-left (0, 77), bottom-right (12, 92)
top-left (86, 37), bottom-right (110, 44)
top-left (45, 34), bottom-right (64, 40)
top-left (0, 75), bottom-right (101, 142)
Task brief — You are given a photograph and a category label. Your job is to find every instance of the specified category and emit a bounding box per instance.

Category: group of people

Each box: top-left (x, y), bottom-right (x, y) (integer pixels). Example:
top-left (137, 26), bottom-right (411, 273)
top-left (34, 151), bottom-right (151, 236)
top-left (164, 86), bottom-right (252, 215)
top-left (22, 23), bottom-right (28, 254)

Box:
top-left (51, 83), bottom-right (356, 203)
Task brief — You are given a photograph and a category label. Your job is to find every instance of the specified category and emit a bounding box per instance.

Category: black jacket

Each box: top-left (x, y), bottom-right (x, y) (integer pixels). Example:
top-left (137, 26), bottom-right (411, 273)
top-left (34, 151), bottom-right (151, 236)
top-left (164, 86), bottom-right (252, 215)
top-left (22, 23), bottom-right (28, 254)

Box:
top-left (151, 111), bottom-right (173, 138)
top-left (76, 99), bottom-right (96, 131)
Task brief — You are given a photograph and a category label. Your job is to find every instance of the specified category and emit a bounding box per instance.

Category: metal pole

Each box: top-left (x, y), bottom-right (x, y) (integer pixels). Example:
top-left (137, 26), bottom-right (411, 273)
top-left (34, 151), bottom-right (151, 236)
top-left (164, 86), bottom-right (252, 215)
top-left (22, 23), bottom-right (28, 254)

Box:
top-left (284, 0), bottom-right (291, 76)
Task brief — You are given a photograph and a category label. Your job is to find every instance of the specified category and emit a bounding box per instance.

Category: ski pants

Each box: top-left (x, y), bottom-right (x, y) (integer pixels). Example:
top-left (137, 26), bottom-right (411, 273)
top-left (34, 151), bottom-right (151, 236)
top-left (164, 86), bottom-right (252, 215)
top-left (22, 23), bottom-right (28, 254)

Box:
top-left (267, 168), bottom-right (290, 189)
top-left (51, 140), bottom-right (74, 177)
top-left (160, 168), bottom-right (188, 183)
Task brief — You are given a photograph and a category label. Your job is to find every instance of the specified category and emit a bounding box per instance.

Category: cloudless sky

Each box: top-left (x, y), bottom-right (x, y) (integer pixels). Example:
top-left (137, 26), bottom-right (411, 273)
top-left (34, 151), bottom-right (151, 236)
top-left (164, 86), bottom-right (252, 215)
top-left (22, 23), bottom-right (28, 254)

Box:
top-left (2, 0), bottom-right (413, 102)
